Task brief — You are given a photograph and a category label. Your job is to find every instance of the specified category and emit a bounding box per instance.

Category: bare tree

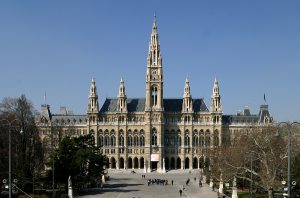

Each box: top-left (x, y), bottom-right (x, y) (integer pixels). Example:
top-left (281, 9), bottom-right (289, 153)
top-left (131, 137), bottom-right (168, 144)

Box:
top-left (0, 95), bottom-right (44, 193)
top-left (209, 126), bottom-right (300, 198)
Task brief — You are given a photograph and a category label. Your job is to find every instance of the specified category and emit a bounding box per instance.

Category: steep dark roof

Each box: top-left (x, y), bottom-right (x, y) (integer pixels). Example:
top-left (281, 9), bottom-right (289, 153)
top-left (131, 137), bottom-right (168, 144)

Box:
top-left (163, 99), bottom-right (208, 112)
top-left (100, 98), bottom-right (208, 113)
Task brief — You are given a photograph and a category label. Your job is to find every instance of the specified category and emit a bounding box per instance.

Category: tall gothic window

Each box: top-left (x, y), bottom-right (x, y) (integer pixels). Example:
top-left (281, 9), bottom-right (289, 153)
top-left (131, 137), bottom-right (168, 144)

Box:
top-left (98, 135), bottom-right (104, 147)
top-left (205, 130), bottom-right (210, 147)
top-left (151, 86), bottom-right (158, 107)
top-left (119, 135), bottom-right (124, 147)
top-left (128, 135), bottom-right (133, 147)
top-left (134, 135), bottom-right (139, 147)
top-left (110, 135), bottom-right (116, 146)
top-left (152, 129), bottom-right (157, 146)
top-left (185, 135), bottom-right (190, 146)
top-left (177, 135), bottom-right (181, 147)
top-left (140, 136), bottom-right (145, 147)
top-left (104, 135), bottom-right (109, 147)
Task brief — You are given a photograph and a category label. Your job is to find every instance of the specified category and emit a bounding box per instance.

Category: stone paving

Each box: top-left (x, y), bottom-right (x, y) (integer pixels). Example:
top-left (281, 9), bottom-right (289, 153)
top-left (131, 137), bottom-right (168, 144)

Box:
top-left (79, 169), bottom-right (220, 198)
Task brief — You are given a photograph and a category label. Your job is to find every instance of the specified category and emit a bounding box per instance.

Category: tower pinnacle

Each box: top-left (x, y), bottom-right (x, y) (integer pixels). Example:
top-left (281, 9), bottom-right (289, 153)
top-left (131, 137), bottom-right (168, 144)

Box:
top-left (118, 77), bottom-right (127, 112)
top-left (182, 79), bottom-right (193, 112)
top-left (87, 78), bottom-right (99, 113)
top-left (210, 78), bottom-right (222, 112)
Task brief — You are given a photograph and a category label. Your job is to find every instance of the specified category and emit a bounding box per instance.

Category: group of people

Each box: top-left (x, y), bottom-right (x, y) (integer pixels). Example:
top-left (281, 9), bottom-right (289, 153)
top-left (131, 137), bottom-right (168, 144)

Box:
top-left (147, 178), bottom-right (168, 186)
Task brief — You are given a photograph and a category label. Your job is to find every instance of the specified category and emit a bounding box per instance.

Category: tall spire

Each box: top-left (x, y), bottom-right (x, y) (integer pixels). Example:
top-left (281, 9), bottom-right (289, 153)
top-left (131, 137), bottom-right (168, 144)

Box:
top-left (87, 77), bottom-right (99, 113)
top-left (118, 77), bottom-right (126, 98)
top-left (152, 13), bottom-right (157, 30)
top-left (118, 77), bottom-right (127, 112)
top-left (183, 78), bottom-right (191, 97)
top-left (210, 78), bottom-right (222, 112)
top-left (182, 78), bottom-right (193, 112)
top-left (148, 15), bottom-right (161, 65)
top-left (145, 15), bottom-right (164, 111)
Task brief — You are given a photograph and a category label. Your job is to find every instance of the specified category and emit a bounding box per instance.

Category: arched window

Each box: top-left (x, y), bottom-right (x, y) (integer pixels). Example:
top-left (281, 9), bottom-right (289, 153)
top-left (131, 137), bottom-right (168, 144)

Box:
top-left (110, 135), bottom-right (116, 146)
top-left (200, 135), bottom-right (204, 148)
top-left (128, 135), bottom-right (133, 147)
top-left (177, 135), bottom-right (181, 147)
top-left (165, 136), bottom-right (169, 146)
top-left (152, 128), bottom-right (157, 146)
top-left (134, 135), bottom-right (139, 147)
top-left (205, 130), bottom-right (210, 147)
top-left (184, 130), bottom-right (190, 146)
top-left (98, 135), bottom-right (104, 147)
top-left (140, 136), bottom-right (145, 146)
top-left (119, 135), bottom-right (124, 147)
top-left (193, 135), bottom-right (199, 147)
top-left (151, 86), bottom-right (158, 107)
top-left (104, 135), bottom-right (109, 146)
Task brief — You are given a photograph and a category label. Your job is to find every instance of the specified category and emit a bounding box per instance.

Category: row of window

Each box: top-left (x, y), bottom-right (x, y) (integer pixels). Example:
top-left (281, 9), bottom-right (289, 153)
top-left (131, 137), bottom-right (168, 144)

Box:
top-left (98, 134), bottom-right (219, 147)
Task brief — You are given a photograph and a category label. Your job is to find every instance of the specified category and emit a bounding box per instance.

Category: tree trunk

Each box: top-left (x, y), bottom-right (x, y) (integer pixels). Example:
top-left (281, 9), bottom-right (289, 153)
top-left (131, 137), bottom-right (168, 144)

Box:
top-left (268, 188), bottom-right (273, 198)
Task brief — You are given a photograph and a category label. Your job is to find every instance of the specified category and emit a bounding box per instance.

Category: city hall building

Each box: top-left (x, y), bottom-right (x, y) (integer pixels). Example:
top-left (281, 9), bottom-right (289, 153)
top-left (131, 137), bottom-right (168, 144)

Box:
top-left (36, 17), bottom-right (272, 173)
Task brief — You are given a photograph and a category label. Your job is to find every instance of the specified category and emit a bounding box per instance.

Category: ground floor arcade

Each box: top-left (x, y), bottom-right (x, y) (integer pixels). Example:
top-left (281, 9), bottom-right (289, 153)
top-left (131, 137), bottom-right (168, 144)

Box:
top-left (108, 155), bottom-right (208, 171)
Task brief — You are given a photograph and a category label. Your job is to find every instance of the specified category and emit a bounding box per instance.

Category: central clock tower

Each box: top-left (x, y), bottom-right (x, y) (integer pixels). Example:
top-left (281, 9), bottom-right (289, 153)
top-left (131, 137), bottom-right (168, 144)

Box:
top-left (145, 16), bottom-right (165, 173)
top-left (145, 15), bottom-right (163, 111)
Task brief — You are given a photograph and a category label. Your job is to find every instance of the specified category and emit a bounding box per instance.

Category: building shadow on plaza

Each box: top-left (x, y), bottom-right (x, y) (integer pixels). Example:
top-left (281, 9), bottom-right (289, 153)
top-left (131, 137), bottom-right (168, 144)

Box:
top-left (78, 182), bottom-right (143, 195)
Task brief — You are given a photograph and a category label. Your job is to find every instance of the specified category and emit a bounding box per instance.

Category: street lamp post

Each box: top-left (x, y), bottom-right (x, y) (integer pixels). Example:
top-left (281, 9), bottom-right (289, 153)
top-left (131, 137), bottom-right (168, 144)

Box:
top-left (277, 121), bottom-right (300, 198)
top-left (0, 119), bottom-right (21, 198)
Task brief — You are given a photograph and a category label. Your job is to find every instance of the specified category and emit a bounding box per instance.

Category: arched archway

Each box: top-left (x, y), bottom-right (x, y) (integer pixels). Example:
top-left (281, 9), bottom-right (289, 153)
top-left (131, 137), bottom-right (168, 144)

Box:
top-left (171, 157), bottom-right (175, 169)
top-left (134, 157), bottom-right (139, 169)
top-left (193, 157), bottom-right (198, 169)
top-left (120, 157), bottom-right (125, 169)
top-left (165, 157), bottom-right (169, 170)
top-left (128, 157), bottom-right (133, 169)
top-left (111, 157), bottom-right (116, 169)
top-left (185, 157), bottom-right (190, 169)
top-left (199, 156), bottom-right (204, 169)
top-left (176, 157), bottom-right (181, 169)
top-left (140, 157), bottom-right (144, 169)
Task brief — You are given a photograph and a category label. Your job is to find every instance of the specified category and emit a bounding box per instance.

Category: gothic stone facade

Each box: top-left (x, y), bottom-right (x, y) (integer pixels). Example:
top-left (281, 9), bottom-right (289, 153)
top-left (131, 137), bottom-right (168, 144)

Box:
top-left (36, 17), bottom-right (272, 173)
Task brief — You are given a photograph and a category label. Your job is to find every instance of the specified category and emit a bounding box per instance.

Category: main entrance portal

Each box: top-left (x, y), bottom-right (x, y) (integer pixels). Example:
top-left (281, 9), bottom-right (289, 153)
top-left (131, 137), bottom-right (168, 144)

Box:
top-left (151, 161), bottom-right (158, 171)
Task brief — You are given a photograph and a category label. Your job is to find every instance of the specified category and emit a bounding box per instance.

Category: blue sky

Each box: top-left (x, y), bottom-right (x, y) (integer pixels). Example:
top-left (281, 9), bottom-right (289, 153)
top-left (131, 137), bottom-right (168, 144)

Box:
top-left (0, 1), bottom-right (299, 121)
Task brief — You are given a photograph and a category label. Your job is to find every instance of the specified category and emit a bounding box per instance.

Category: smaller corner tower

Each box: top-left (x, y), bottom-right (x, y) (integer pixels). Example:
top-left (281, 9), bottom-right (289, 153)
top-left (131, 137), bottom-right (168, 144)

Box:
top-left (182, 78), bottom-right (193, 113)
top-left (210, 78), bottom-right (222, 124)
top-left (87, 78), bottom-right (99, 124)
top-left (210, 78), bottom-right (222, 112)
top-left (181, 78), bottom-right (194, 125)
top-left (117, 77), bottom-right (127, 113)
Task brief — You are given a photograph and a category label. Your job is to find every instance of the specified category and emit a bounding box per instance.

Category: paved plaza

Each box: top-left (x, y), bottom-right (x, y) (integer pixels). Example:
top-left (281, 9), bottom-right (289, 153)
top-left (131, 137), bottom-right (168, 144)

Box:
top-left (80, 170), bottom-right (219, 198)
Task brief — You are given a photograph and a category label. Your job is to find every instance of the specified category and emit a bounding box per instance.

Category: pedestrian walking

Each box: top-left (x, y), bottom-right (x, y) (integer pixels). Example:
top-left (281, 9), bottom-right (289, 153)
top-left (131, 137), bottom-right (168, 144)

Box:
top-left (194, 177), bottom-right (196, 182)
top-left (171, 180), bottom-right (173, 185)
top-left (179, 189), bottom-right (182, 196)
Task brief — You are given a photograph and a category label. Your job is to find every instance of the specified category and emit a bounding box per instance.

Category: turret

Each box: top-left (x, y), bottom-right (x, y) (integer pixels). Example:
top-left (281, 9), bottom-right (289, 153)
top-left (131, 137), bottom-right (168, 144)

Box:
top-left (210, 78), bottom-right (222, 112)
top-left (182, 78), bottom-right (193, 113)
top-left (87, 78), bottom-right (99, 114)
top-left (117, 77), bottom-right (127, 112)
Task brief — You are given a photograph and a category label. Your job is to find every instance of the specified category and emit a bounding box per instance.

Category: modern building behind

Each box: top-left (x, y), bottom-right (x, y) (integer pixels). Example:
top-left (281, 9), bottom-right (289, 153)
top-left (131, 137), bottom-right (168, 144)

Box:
top-left (36, 17), bottom-right (272, 173)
